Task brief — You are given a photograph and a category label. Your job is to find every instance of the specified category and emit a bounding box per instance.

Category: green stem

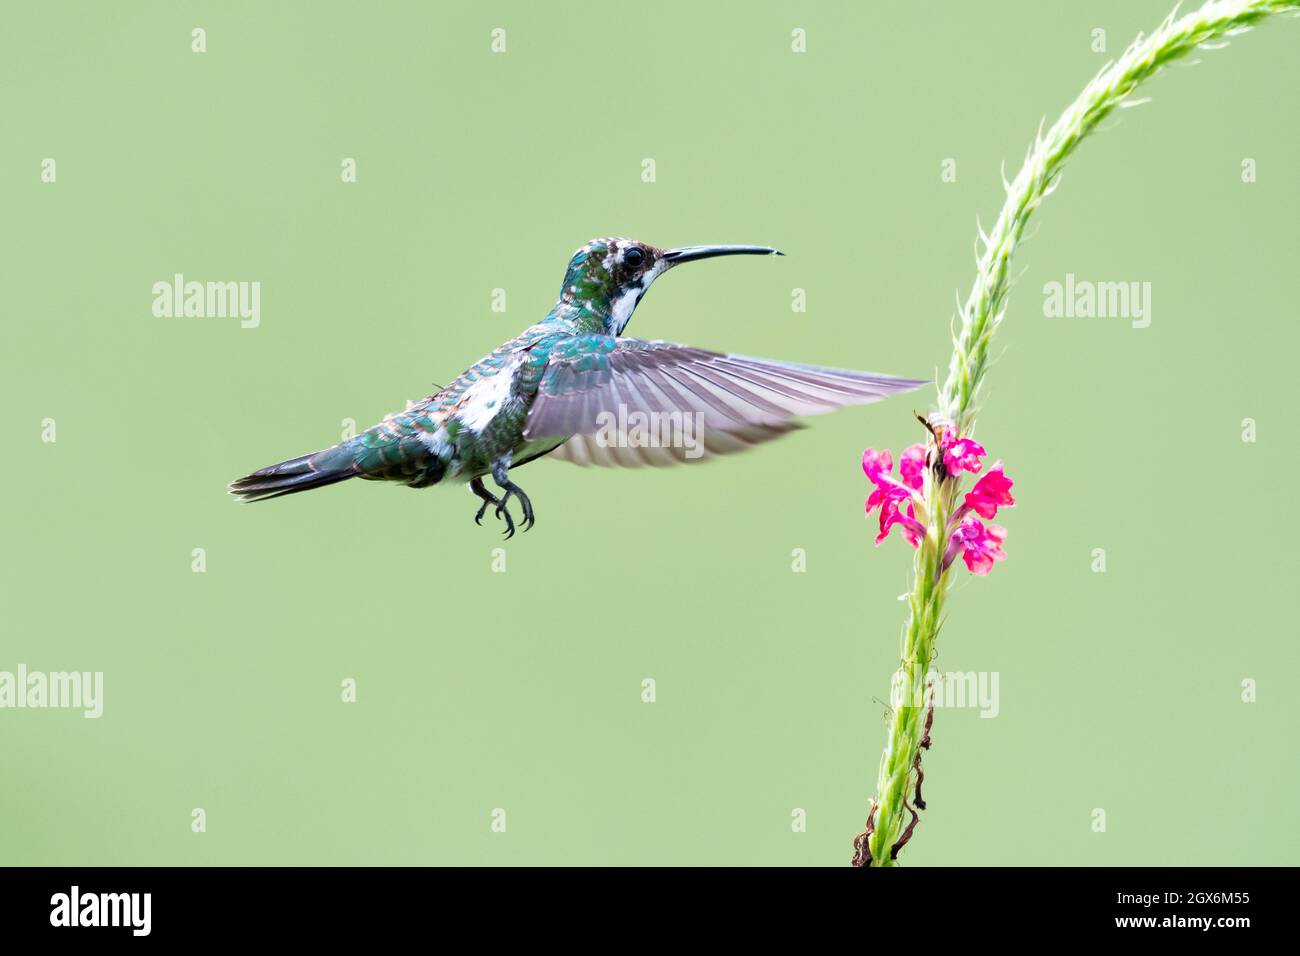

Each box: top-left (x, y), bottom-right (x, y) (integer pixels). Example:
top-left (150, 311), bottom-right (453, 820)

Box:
top-left (861, 0), bottom-right (1298, 866)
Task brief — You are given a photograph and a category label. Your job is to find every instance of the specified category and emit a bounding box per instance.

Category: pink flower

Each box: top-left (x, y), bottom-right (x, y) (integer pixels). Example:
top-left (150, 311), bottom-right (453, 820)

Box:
top-left (864, 430), bottom-right (1017, 575)
top-left (946, 515), bottom-right (1007, 576)
top-left (964, 461), bottom-right (1015, 519)
top-left (863, 447), bottom-right (925, 546)
top-left (939, 428), bottom-right (985, 475)
top-left (899, 443), bottom-right (927, 491)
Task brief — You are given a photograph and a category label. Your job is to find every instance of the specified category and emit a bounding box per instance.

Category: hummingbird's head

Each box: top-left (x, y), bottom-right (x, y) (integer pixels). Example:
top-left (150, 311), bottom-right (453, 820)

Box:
top-left (556, 237), bottom-right (783, 335)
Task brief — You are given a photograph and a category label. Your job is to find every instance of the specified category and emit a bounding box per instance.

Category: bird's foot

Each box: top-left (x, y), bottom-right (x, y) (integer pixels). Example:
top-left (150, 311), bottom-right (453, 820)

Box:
top-left (472, 474), bottom-right (535, 538)
top-left (494, 486), bottom-right (534, 541)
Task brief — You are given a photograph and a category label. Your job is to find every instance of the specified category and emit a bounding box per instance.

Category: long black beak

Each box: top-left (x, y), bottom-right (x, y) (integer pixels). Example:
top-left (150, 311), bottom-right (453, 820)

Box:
top-left (661, 244), bottom-right (784, 265)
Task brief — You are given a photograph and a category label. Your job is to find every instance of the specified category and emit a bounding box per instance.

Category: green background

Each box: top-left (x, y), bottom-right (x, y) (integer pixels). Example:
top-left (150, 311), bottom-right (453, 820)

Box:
top-left (2, 1), bottom-right (1296, 866)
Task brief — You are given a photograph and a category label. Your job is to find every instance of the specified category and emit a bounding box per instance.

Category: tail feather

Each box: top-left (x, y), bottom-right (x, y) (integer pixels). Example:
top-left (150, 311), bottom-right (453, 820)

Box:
top-left (229, 447), bottom-right (358, 502)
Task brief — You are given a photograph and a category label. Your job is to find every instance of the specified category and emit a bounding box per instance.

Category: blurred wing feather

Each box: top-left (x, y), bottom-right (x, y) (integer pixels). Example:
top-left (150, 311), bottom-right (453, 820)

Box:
top-left (525, 338), bottom-right (927, 469)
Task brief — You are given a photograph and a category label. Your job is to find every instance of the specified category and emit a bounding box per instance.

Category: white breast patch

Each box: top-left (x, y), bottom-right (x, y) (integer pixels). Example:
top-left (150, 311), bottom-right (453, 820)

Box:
top-left (457, 356), bottom-right (522, 432)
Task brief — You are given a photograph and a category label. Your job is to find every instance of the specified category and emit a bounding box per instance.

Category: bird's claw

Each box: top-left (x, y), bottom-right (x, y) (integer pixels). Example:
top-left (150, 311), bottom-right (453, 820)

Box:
top-left (473, 496), bottom-right (498, 526)
top-left (496, 503), bottom-right (517, 539)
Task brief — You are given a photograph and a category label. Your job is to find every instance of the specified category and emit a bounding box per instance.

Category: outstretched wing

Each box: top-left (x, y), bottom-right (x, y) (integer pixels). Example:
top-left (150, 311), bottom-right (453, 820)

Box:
top-left (523, 336), bottom-right (928, 468)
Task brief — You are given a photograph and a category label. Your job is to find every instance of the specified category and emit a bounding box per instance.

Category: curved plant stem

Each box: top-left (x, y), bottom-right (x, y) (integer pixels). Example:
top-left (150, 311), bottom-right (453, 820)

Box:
top-left (859, 0), bottom-right (1299, 867)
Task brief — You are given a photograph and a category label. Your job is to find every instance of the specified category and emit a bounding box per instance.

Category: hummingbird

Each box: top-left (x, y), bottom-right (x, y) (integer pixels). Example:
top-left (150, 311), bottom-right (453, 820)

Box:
top-left (230, 238), bottom-right (927, 537)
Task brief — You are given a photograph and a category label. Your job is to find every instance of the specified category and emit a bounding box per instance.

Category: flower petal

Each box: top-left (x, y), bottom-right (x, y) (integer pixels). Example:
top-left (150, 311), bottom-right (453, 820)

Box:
top-left (862, 447), bottom-right (894, 483)
top-left (964, 462), bottom-right (1016, 518)
top-left (943, 438), bottom-right (986, 475)
top-left (877, 494), bottom-right (925, 547)
top-left (950, 514), bottom-right (1008, 575)
top-left (899, 443), bottom-right (927, 491)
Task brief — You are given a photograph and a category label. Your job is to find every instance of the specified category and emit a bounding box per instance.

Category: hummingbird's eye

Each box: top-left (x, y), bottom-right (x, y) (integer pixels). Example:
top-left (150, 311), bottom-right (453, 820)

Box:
top-left (623, 247), bottom-right (646, 268)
